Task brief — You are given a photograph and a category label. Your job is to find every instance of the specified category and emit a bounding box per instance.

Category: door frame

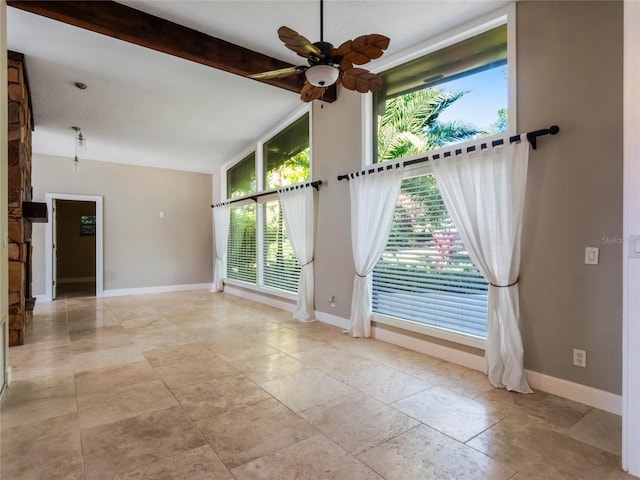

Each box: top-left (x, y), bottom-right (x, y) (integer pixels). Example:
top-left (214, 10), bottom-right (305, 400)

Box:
top-left (45, 193), bottom-right (103, 300)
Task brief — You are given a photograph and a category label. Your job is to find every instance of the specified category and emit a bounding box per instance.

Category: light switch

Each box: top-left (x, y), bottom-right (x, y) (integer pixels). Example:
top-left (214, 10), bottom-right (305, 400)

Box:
top-left (630, 235), bottom-right (640, 259)
top-left (159, 211), bottom-right (165, 219)
top-left (585, 247), bottom-right (599, 265)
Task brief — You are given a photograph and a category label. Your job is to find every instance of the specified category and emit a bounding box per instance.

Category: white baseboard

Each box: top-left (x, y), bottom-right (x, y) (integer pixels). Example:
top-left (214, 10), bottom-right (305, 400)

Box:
top-left (314, 310), bottom-right (351, 330)
top-left (525, 369), bottom-right (621, 415)
top-left (58, 277), bottom-right (95, 284)
top-left (102, 283), bottom-right (213, 298)
top-left (34, 294), bottom-right (50, 303)
top-left (223, 285), bottom-right (295, 313)
top-left (371, 322), bottom-right (621, 415)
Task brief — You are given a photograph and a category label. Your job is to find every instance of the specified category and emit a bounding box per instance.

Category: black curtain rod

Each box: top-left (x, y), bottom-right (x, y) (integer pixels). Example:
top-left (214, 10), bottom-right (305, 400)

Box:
top-left (337, 125), bottom-right (560, 181)
top-left (211, 180), bottom-right (322, 208)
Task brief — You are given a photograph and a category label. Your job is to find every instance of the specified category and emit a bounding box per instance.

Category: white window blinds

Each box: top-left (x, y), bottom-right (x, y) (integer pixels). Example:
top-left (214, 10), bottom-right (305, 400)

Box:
top-left (372, 173), bottom-right (488, 338)
top-left (262, 200), bottom-right (300, 294)
top-left (227, 204), bottom-right (257, 284)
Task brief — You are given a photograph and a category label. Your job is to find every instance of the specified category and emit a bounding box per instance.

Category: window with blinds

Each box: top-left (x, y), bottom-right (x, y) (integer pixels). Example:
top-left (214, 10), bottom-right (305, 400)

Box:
top-left (262, 200), bottom-right (300, 293)
top-left (372, 173), bottom-right (488, 338)
top-left (227, 204), bottom-right (257, 284)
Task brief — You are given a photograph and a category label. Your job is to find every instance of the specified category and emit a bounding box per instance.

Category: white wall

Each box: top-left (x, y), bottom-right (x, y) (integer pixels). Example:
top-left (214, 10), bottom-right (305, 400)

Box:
top-left (623, 1), bottom-right (640, 475)
top-left (31, 154), bottom-right (213, 294)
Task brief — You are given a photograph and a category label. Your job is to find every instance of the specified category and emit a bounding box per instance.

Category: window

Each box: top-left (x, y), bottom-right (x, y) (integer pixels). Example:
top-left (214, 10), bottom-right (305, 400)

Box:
top-left (372, 172), bottom-right (488, 339)
top-left (374, 24), bottom-right (508, 163)
top-left (227, 204), bottom-right (256, 284)
top-left (227, 152), bottom-right (256, 198)
top-left (223, 110), bottom-right (310, 295)
top-left (80, 214), bottom-right (96, 236)
top-left (264, 113), bottom-right (310, 189)
top-left (262, 200), bottom-right (300, 294)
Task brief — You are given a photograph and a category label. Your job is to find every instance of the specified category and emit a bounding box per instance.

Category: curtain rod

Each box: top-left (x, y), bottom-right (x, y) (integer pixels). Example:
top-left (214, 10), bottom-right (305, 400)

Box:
top-left (211, 180), bottom-right (322, 208)
top-left (337, 125), bottom-right (560, 181)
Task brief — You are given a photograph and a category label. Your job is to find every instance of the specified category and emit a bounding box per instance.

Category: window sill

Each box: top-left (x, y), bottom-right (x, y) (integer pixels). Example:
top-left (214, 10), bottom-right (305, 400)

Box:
top-left (371, 313), bottom-right (486, 350)
top-left (223, 279), bottom-right (297, 303)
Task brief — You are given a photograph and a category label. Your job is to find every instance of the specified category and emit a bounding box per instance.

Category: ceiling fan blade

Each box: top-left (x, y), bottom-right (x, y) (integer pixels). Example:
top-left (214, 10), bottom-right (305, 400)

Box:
top-left (278, 26), bottom-right (323, 59)
top-left (341, 68), bottom-right (384, 94)
top-left (300, 80), bottom-right (327, 102)
top-left (249, 66), bottom-right (306, 80)
top-left (334, 34), bottom-right (390, 70)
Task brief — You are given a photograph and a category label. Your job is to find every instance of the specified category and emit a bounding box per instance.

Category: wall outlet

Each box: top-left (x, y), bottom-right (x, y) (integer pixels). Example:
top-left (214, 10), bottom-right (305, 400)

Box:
top-left (329, 295), bottom-right (336, 308)
top-left (585, 247), bottom-right (599, 265)
top-left (573, 348), bottom-right (587, 368)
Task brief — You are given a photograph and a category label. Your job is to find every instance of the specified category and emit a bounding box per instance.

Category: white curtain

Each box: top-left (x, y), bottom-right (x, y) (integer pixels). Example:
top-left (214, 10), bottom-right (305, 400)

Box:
top-left (348, 168), bottom-right (404, 337)
top-left (212, 205), bottom-right (230, 292)
top-left (279, 186), bottom-right (315, 322)
top-left (431, 141), bottom-right (532, 393)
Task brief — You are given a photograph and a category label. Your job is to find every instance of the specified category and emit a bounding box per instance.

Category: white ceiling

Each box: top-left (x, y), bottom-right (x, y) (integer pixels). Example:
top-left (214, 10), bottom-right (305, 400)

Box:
top-left (6, 1), bottom-right (509, 173)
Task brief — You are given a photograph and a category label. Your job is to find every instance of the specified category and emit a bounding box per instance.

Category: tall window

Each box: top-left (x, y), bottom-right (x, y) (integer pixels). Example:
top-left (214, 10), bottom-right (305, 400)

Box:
top-left (374, 24), bottom-right (508, 163)
top-left (372, 173), bottom-right (488, 338)
top-left (224, 111), bottom-right (310, 295)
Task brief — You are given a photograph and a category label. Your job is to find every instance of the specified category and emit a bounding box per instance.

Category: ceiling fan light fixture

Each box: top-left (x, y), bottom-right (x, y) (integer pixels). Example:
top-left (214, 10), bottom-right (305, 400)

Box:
top-left (305, 64), bottom-right (339, 87)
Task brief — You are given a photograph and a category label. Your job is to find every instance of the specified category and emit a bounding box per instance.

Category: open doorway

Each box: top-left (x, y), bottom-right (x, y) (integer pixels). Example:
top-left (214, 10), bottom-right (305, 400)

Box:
top-left (45, 193), bottom-right (103, 301)
top-left (54, 199), bottom-right (97, 299)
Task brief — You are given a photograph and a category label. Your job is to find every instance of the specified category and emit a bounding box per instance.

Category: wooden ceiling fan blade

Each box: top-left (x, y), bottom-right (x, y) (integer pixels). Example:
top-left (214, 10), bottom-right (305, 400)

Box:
top-left (341, 68), bottom-right (384, 94)
top-left (300, 80), bottom-right (327, 102)
top-left (249, 66), bottom-right (306, 80)
top-left (336, 34), bottom-right (390, 67)
top-left (278, 26), bottom-right (323, 59)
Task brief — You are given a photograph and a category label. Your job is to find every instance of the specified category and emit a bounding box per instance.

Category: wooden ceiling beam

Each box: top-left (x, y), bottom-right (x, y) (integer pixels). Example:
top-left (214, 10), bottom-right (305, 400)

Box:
top-left (6, 0), bottom-right (337, 102)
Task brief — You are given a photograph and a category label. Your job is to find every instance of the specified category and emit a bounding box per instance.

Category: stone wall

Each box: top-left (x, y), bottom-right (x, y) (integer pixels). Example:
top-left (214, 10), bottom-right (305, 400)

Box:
top-left (7, 51), bottom-right (34, 346)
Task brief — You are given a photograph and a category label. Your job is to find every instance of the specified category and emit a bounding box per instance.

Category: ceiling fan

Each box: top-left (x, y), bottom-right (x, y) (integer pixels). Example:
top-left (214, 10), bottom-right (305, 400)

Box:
top-left (249, 0), bottom-right (390, 102)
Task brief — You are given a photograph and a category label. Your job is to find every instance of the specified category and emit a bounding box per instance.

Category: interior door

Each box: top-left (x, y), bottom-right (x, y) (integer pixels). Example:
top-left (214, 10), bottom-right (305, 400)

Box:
top-left (52, 198), bottom-right (57, 300)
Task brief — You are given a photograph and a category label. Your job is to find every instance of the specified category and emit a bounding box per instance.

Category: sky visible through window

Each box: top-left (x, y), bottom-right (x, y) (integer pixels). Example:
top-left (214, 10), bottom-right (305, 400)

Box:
top-left (436, 64), bottom-right (508, 132)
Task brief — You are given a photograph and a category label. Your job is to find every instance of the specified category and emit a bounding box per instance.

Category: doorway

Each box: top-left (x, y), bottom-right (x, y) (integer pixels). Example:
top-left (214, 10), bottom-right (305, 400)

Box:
top-left (45, 193), bottom-right (103, 301)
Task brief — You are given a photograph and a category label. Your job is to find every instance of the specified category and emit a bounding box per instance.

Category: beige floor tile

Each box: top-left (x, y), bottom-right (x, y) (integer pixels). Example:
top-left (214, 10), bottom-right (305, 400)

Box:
top-left (231, 434), bottom-right (384, 480)
top-left (130, 327), bottom-right (198, 351)
top-left (69, 325), bottom-right (127, 342)
top-left (301, 351), bottom-right (381, 380)
top-left (121, 315), bottom-right (175, 332)
top-left (2, 368), bottom-right (75, 400)
top-left (73, 345), bottom-right (147, 372)
top-left (260, 368), bottom-right (356, 412)
top-left (300, 392), bottom-right (419, 455)
top-left (343, 365), bottom-right (433, 404)
top-left (358, 424), bottom-right (515, 480)
top-left (467, 412), bottom-right (620, 479)
top-left (74, 360), bottom-right (159, 395)
top-left (143, 343), bottom-right (216, 367)
top-left (154, 356), bottom-right (237, 389)
top-left (422, 361), bottom-right (494, 398)
top-left (567, 408), bottom-right (622, 456)
top-left (0, 413), bottom-right (84, 480)
top-left (207, 341), bottom-right (284, 363)
top-left (113, 445), bottom-right (233, 480)
top-left (173, 374), bottom-right (272, 420)
top-left (81, 405), bottom-right (207, 480)
top-left (607, 467), bottom-right (640, 479)
top-left (78, 379), bottom-right (178, 429)
top-left (232, 352), bottom-right (310, 383)
top-left (1, 393), bottom-right (77, 429)
top-left (392, 386), bottom-right (505, 442)
top-left (197, 397), bottom-right (318, 468)
top-left (8, 344), bottom-right (73, 372)
top-left (70, 332), bottom-right (134, 354)
top-left (475, 387), bottom-right (592, 431)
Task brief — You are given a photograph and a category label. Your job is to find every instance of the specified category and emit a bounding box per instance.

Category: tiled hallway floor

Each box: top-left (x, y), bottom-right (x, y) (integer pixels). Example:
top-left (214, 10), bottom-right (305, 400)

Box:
top-left (0, 290), bottom-right (635, 479)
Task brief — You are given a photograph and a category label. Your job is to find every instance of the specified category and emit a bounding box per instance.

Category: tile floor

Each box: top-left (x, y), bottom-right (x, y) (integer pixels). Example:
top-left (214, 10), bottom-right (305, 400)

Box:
top-left (0, 289), bottom-right (635, 480)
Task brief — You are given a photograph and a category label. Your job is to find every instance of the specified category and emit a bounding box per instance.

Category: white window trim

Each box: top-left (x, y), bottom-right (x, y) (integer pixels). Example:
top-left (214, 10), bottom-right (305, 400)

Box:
top-left (362, 3), bottom-right (516, 168)
top-left (221, 105), bottom-right (312, 300)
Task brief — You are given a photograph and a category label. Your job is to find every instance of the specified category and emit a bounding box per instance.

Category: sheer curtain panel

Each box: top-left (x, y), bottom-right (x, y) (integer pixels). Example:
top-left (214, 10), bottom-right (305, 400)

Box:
top-left (348, 168), bottom-right (404, 337)
top-left (213, 205), bottom-right (230, 292)
top-left (431, 141), bottom-right (532, 393)
top-left (278, 187), bottom-right (315, 321)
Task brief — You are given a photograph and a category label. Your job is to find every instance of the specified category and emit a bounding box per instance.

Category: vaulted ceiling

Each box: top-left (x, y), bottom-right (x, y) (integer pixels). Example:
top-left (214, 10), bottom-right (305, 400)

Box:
top-left (6, 0), bottom-right (509, 173)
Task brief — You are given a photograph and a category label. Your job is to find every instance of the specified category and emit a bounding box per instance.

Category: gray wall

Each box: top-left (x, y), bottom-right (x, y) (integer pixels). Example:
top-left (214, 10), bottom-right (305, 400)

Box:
top-left (32, 154), bottom-right (213, 293)
top-left (307, 1), bottom-right (624, 394)
top-left (517, 1), bottom-right (623, 394)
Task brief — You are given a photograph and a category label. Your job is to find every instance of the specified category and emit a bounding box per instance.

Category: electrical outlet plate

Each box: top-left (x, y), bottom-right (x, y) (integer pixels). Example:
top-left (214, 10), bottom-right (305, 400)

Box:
top-left (573, 348), bottom-right (587, 368)
top-left (585, 247), bottom-right (599, 265)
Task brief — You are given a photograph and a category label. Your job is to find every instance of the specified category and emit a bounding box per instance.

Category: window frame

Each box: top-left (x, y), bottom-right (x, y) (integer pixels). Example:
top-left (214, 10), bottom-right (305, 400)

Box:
top-left (221, 105), bottom-right (312, 300)
top-left (362, 5), bottom-right (516, 169)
